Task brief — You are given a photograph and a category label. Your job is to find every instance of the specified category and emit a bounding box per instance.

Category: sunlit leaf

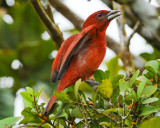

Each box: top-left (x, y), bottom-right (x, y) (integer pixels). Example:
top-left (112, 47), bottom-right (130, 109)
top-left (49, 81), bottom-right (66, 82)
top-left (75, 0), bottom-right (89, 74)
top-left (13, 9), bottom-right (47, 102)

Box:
top-left (99, 122), bottom-right (110, 127)
top-left (106, 56), bottom-right (119, 80)
top-left (20, 92), bottom-right (33, 103)
top-left (53, 91), bottom-right (72, 103)
top-left (26, 86), bottom-right (33, 95)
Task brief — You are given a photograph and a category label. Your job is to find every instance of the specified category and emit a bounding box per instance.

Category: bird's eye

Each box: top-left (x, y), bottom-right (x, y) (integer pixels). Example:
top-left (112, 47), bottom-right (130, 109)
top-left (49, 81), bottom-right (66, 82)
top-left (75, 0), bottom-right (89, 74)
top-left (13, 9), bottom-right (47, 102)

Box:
top-left (97, 13), bottom-right (102, 17)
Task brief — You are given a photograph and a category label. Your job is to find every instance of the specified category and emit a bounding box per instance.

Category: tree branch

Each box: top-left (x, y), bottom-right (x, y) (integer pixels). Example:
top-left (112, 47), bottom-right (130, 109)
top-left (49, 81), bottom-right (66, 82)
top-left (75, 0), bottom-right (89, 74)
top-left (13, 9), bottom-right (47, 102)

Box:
top-left (30, 0), bottom-right (64, 48)
top-left (48, 0), bottom-right (84, 30)
top-left (114, 3), bottom-right (135, 73)
top-left (102, 0), bottom-right (160, 51)
top-left (127, 21), bottom-right (140, 46)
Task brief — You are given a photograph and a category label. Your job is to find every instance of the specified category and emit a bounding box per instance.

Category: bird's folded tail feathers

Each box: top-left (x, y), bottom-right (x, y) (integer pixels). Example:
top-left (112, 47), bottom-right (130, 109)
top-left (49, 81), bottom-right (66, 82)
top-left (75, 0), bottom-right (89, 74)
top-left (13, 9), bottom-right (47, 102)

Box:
top-left (43, 95), bottom-right (57, 116)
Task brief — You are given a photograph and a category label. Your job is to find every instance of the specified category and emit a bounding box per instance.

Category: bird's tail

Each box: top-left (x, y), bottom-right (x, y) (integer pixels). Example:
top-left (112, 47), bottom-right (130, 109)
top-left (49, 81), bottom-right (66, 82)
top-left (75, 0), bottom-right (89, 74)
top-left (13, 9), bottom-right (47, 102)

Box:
top-left (43, 94), bottom-right (57, 116)
top-left (43, 80), bottom-right (68, 116)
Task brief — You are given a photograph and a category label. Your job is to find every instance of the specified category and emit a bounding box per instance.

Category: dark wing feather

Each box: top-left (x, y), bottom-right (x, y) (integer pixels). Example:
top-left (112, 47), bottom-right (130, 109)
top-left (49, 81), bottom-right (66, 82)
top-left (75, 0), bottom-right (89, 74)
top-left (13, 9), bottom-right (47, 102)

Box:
top-left (51, 25), bottom-right (96, 83)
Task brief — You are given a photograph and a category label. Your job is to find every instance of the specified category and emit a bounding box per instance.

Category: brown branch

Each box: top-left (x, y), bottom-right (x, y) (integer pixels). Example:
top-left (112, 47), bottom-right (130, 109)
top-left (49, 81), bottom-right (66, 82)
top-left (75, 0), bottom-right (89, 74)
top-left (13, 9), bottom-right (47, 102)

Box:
top-left (78, 94), bottom-right (89, 128)
top-left (127, 21), bottom-right (140, 47)
top-left (88, 105), bottom-right (120, 126)
top-left (30, 0), bottom-right (64, 48)
top-left (102, 0), bottom-right (160, 51)
top-left (122, 92), bottom-right (126, 128)
top-left (48, 0), bottom-right (84, 30)
top-left (114, 3), bottom-right (135, 73)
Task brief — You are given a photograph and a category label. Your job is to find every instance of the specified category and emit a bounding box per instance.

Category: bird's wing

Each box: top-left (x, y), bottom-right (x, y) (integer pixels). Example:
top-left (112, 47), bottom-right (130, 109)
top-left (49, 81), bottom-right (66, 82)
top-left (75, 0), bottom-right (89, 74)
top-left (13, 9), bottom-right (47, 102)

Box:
top-left (51, 25), bottom-right (97, 83)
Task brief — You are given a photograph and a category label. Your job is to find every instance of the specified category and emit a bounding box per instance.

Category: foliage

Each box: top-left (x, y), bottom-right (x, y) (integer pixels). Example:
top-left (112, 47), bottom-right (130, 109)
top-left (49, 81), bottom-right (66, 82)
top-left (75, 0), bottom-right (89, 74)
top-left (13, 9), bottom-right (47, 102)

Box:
top-left (2, 59), bottom-right (159, 128)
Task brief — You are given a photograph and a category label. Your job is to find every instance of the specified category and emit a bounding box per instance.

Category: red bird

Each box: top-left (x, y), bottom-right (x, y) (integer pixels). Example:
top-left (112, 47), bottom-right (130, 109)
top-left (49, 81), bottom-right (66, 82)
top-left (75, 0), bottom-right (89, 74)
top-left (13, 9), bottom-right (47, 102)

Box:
top-left (43, 10), bottom-right (121, 115)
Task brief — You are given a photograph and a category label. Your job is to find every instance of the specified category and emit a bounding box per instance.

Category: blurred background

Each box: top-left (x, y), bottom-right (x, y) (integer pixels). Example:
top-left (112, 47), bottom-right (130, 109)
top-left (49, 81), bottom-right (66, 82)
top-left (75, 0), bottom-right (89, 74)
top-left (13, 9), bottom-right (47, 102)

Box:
top-left (0, 0), bottom-right (160, 120)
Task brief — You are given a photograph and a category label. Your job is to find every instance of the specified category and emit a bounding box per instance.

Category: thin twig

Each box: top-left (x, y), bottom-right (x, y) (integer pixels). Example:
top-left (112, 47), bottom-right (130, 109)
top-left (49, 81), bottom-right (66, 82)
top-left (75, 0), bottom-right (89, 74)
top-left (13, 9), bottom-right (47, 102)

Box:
top-left (117, 93), bottom-right (121, 123)
top-left (29, 0), bottom-right (64, 48)
top-left (84, 106), bottom-right (97, 128)
top-left (78, 94), bottom-right (89, 128)
top-left (122, 92), bottom-right (126, 128)
top-left (88, 106), bottom-right (120, 126)
top-left (33, 94), bottom-right (54, 127)
top-left (127, 21), bottom-right (140, 46)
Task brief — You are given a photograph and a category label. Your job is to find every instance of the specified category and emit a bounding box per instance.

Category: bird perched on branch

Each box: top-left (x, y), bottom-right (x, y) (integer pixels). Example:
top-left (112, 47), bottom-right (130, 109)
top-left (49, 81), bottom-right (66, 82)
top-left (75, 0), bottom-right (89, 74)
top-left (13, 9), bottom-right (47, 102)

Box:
top-left (43, 10), bottom-right (121, 116)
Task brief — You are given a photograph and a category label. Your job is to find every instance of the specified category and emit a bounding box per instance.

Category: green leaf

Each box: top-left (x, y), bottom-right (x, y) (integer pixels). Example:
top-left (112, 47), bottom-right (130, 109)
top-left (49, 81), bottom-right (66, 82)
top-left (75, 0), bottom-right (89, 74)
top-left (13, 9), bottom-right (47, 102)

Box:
top-left (112, 75), bottom-right (124, 88)
top-left (79, 81), bottom-right (94, 94)
top-left (20, 92), bottom-right (33, 103)
top-left (98, 79), bottom-right (113, 99)
top-left (140, 106), bottom-right (158, 116)
top-left (119, 79), bottom-right (130, 96)
top-left (0, 117), bottom-right (22, 128)
top-left (141, 86), bottom-right (157, 97)
top-left (145, 60), bottom-right (159, 74)
top-left (53, 91), bottom-right (72, 103)
top-left (99, 122), bottom-right (110, 127)
top-left (94, 69), bottom-right (108, 83)
top-left (137, 81), bottom-right (146, 98)
top-left (106, 56), bottom-right (119, 80)
top-left (21, 107), bottom-right (37, 117)
top-left (143, 69), bottom-right (154, 79)
top-left (105, 70), bottom-right (110, 79)
top-left (74, 79), bottom-right (82, 100)
top-left (71, 107), bottom-right (83, 118)
top-left (142, 98), bottom-right (159, 104)
top-left (19, 116), bottom-right (41, 124)
top-left (37, 85), bottom-right (45, 99)
top-left (26, 86), bottom-right (33, 95)
top-left (103, 108), bottom-right (117, 115)
top-left (139, 117), bottom-right (160, 128)
top-left (129, 70), bottom-right (140, 87)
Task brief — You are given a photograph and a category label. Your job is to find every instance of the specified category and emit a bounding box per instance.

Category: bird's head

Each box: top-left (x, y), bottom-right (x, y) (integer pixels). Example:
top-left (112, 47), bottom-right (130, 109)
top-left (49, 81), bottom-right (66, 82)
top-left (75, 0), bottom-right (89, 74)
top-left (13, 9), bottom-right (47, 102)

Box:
top-left (82, 10), bottom-right (121, 31)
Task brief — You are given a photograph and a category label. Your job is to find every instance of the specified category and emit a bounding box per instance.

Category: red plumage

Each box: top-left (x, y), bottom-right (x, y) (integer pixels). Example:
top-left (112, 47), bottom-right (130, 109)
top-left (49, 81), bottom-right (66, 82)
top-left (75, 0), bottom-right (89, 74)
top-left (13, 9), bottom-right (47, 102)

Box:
top-left (43, 10), bottom-right (121, 116)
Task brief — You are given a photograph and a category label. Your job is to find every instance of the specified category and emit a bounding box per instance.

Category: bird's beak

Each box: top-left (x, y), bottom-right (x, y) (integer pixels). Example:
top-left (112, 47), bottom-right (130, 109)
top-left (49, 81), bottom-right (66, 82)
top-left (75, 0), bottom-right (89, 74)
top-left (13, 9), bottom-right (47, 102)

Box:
top-left (107, 10), bottom-right (121, 21)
